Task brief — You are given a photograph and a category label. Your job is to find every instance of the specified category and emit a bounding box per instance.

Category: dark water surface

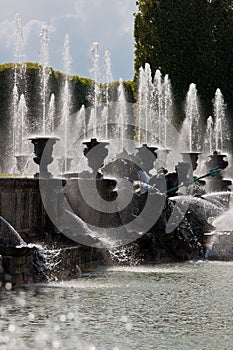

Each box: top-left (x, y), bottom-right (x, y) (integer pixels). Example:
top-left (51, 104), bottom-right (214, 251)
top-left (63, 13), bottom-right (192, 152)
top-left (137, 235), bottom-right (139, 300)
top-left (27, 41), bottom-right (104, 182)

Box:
top-left (0, 261), bottom-right (233, 350)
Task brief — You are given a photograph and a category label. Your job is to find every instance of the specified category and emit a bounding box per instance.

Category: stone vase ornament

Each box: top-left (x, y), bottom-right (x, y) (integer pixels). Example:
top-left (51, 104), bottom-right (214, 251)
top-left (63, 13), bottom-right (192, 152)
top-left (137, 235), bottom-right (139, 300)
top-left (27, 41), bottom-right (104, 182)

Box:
top-left (29, 136), bottom-right (59, 178)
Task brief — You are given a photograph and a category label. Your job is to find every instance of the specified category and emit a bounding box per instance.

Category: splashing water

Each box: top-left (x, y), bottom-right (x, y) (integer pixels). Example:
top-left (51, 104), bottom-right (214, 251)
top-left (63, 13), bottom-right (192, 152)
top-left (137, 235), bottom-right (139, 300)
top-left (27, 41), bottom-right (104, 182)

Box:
top-left (205, 231), bottom-right (233, 261)
top-left (108, 243), bottom-right (142, 266)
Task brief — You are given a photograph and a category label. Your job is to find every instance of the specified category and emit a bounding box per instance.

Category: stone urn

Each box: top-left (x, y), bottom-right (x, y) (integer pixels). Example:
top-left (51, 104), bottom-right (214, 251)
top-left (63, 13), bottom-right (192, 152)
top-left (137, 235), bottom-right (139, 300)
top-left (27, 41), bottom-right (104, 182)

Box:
top-left (82, 138), bottom-right (109, 176)
top-left (135, 143), bottom-right (158, 175)
top-left (29, 136), bottom-right (59, 178)
top-left (205, 151), bottom-right (231, 192)
top-left (180, 152), bottom-right (201, 172)
top-left (205, 151), bottom-right (228, 171)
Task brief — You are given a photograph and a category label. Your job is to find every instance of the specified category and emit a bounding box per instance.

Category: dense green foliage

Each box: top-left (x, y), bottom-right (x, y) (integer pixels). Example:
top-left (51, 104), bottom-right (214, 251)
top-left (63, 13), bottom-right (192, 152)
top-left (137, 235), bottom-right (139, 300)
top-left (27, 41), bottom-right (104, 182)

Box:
top-left (134, 0), bottom-right (233, 115)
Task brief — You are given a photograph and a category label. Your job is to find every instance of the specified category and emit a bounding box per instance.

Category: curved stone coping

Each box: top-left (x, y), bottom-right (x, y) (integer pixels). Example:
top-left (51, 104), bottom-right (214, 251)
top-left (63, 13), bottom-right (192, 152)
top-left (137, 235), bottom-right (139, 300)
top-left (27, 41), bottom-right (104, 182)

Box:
top-left (0, 177), bottom-right (66, 190)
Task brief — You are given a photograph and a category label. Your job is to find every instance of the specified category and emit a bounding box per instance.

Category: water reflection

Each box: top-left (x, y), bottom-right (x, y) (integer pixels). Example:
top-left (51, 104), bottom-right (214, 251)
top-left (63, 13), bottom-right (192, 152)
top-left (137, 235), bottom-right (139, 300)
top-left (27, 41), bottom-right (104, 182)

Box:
top-left (0, 262), bottom-right (233, 350)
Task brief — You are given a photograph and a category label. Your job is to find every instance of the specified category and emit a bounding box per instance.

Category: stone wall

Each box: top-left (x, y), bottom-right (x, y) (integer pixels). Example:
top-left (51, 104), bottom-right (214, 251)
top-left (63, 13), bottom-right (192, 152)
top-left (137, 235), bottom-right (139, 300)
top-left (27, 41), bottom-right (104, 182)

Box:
top-left (0, 177), bottom-right (63, 243)
top-left (0, 177), bottom-right (110, 289)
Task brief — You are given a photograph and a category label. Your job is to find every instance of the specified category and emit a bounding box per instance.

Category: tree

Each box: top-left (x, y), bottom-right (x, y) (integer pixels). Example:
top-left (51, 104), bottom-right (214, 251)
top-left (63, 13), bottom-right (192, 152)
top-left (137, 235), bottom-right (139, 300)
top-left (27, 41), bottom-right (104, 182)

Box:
top-left (134, 0), bottom-right (233, 115)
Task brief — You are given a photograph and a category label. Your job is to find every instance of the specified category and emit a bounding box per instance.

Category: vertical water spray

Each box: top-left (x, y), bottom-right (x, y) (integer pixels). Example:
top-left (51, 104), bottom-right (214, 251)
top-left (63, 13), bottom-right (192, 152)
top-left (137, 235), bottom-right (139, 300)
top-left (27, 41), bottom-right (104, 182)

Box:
top-left (116, 79), bottom-right (127, 150)
top-left (104, 50), bottom-right (113, 139)
top-left (12, 84), bottom-right (19, 156)
top-left (206, 116), bottom-right (214, 153)
top-left (137, 64), bottom-right (153, 144)
top-left (144, 63), bottom-right (153, 144)
top-left (39, 25), bottom-right (50, 135)
top-left (90, 42), bottom-right (100, 138)
top-left (104, 50), bottom-right (113, 83)
top-left (17, 94), bottom-right (28, 154)
top-left (79, 105), bottom-right (86, 139)
top-left (61, 34), bottom-right (72, 174)
top-left (163, 74), bottom-right (173, 148)
top-left (213, 88), bottom-right (226, 152)
top-left (12, 14), bottom-right (25, 156)
top-left (153, 69), bottom-right (163, 145)
top-left (48, 93), bottom-right (55, 134)
top-left (184, 83), bottom-right (201, 152)
top-left (15, 14), bottom-right (25, 64)
top-left (137, 66), bottom-right (144, 144)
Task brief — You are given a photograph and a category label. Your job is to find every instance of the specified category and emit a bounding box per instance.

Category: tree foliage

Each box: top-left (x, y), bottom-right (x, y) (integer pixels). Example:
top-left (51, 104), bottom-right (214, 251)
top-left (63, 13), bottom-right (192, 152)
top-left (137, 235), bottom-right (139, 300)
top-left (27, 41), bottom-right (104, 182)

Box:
top-left (134, 0), bottom-right (233, 113)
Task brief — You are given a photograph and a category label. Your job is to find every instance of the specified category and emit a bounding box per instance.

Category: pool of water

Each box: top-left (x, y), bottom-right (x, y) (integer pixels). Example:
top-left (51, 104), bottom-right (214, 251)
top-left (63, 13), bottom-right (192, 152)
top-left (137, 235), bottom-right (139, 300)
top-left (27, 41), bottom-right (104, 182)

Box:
top-left (0, 261), bottom-right (233, 350)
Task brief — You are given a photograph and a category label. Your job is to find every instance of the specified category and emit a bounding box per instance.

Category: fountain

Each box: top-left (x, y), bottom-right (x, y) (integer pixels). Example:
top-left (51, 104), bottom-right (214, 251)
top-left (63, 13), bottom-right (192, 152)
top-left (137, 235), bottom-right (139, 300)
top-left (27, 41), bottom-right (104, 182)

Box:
top-left (2, 17), bottom-right (233, 292)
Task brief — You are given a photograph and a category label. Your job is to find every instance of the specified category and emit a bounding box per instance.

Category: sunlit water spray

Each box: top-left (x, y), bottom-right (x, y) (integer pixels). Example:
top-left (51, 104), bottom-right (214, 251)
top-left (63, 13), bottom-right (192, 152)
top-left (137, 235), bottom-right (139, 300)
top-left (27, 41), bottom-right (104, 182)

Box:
top-left (12, 13), bottom-right (26, 158)
top-left (90, 42), bottom-right (100, 138)
top-left (213, 88), bottom-right (227, 152)
top-left (61, 34), bottom-right (72, 174)
top-left (17, 94), bottom-right (28, 154)
top-left (181, 83), bottom-right (201, 152)
top-left (104, 50), bottom-right (113, 139)
top-left (39, 25), bottom-right (50, 135)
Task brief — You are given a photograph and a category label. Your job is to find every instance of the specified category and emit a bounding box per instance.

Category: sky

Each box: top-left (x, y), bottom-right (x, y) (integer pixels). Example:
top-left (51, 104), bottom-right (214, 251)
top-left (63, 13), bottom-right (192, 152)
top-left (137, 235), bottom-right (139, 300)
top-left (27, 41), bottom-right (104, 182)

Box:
top-left (0, 0), bottom-right (138, 81)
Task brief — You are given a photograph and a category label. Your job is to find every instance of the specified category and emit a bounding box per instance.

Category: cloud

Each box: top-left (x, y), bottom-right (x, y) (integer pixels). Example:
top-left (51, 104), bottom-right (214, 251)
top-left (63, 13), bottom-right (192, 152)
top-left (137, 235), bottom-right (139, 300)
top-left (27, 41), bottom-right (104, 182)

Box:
top-left (24, 19), bottom-right (55, 44)
top-left (116, 0), bottom-right (137, 34)
top-left (0, 19), bottom-right (16, 49)
top-left (74, 0), bottom-right (104, 20)
top-left (0, 0), bottom-right (137, 79)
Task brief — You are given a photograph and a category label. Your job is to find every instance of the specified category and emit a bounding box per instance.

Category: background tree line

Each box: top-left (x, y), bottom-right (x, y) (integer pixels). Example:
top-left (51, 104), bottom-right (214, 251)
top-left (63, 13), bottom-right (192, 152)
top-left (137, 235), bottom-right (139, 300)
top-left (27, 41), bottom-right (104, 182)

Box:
top-left (134, 0), bottom-right (233, 122)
